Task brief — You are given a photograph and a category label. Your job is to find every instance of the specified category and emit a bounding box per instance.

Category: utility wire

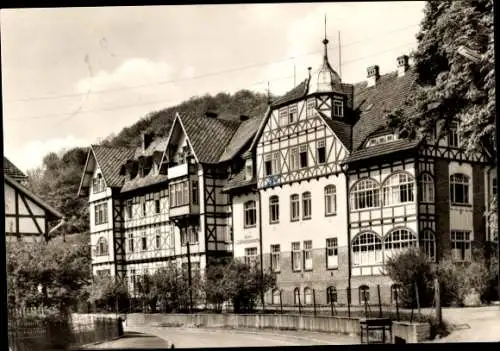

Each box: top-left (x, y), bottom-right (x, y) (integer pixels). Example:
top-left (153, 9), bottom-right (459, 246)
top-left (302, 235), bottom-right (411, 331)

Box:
top-left (5, 24), bottom-right (419, 104)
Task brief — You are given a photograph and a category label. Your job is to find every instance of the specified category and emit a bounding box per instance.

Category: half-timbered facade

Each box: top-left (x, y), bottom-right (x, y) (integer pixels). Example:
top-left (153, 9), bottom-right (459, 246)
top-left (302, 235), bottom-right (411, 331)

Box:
top-left (4, 157), bottom-right (64, 242)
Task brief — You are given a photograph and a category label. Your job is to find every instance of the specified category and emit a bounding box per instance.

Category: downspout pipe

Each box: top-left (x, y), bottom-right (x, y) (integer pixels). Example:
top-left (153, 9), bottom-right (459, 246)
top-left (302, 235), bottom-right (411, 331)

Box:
top-left (49, 218), bottom-right (66, 241)
top-left (257, 187), bottom-right (265, 311)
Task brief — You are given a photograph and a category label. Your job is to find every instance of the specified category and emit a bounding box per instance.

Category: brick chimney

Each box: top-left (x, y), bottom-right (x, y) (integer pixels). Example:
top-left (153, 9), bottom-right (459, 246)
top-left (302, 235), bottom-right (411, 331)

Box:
top-left (397, 55), bottom-right (409, 77)
top-left (367, 65), bottom-right (380, 87)
top-left (142, 132), bottom-right (154, 150)
top-left (205, 111), bottom-right (218, 118)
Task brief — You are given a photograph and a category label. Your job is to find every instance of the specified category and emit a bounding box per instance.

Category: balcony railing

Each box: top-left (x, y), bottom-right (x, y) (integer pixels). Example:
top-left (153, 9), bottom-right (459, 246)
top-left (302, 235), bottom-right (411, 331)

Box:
top-left (169, 203), bottom-right (200, 218)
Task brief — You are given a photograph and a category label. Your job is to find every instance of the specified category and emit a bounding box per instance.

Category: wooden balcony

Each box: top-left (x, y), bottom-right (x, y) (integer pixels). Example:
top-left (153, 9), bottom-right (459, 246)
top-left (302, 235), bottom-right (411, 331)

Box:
top-left (168, 161), bottom-right (197, 180)
top-left (169, 203), bottom-right (200, 218)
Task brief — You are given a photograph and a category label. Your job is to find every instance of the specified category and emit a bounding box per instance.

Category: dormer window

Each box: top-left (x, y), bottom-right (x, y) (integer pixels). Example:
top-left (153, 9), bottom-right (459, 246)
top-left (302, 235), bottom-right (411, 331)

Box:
top-left (93, 174), bottom-right (105, 194)
top-left (366, 134), bottom-right (399, 147)
top-left (333, 99), bottom-right (344, 118)
top-left (279, 107), bottom-right (288, 127)
top-left (448, 122), bottom-right (460, 148)
top-left (289, 104), bottom-right (298, 124)
top-left (245, 159), bottom-right (253, 181)
top-left (306, 98), bottom-right (315, 117)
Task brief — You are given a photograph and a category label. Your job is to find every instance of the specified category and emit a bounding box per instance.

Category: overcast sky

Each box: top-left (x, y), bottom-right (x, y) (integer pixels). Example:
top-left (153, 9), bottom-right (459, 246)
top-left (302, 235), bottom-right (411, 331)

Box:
top-left (1, 2), bottom-right (426, 173)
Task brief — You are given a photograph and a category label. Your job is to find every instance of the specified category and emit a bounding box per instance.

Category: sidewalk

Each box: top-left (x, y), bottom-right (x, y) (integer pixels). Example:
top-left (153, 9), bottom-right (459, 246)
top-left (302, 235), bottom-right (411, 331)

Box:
top-left (80, 331), bottom-right (172, 349)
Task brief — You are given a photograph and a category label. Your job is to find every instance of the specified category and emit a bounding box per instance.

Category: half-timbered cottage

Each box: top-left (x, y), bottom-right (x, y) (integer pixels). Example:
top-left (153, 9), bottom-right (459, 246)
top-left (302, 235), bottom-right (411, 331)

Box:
top-left (4, 157), bottom-right (64, 242)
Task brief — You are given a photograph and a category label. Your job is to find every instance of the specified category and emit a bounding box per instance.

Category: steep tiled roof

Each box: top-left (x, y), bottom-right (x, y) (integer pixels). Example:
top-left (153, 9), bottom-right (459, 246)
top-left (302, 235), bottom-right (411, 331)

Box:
top-left (219, 116), bottom-right (263, 162)
top-left (343, 139), bottom-right (421, 164)
top-left (133, 137), bottom-right (168, 159)
top-left (92, 145), bottom-right (135, 188)
top-left (179, 113), bottom-right (241, 164)
top-left (271, 78), bottom-right (310, 107)
top-left (352, 70), bottom-right (417, 151)
top-left (317, 112), bottom-right (352, 150)
top-left (3, 157), bottom-right (27, 180)
top-left (121, 172), bottom-right (169, 193)
top-left (223, 168), bottom-right (256, 193)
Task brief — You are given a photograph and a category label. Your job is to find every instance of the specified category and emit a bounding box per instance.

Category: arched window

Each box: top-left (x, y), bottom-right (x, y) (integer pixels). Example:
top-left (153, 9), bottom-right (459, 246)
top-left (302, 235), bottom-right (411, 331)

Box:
top-left (290, 194), bottom-right (300, 221)
top-left (419, 173), bottom-right (435, 203)
top-left (269, 196), bottom-right (280, 223)
top-left (96, 237), bottom-right (108, 256)
top-left (352, 232), bottom-right (383, 266)
top-left (325, 185), bottom-right (337, 215)
top-left (359, 285), bottom-right (370, 304)
top-left (272, 289), bottom-right (281, 305)
top-left (384, 228), bottom-right (417, 261)
top-left (420, 229), bottom-right (436, 262)
top-left (350, 178), bottom-right (380, 210)
top-left (302, 192), bottom-right (312, 219)
top-left (304, 287), bottom-right (313, 305)
top-left (391, 284), bottom-right (401, 305)
top-left (382, 172), bottom-right (415, 206)
top-left (450, 173), bottom-right (471, 205)
top-left (326, 286), bottom-right (337, 304)
top-left (294, 288), bottom-right (301, 305)
top-left (244, 200), bottom-right (257, 227)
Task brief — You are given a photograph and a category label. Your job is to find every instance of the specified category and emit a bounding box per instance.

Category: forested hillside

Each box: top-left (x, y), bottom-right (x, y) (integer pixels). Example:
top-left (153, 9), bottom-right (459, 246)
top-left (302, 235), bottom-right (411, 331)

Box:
top-left (26, 90), bottom-right (270, 235)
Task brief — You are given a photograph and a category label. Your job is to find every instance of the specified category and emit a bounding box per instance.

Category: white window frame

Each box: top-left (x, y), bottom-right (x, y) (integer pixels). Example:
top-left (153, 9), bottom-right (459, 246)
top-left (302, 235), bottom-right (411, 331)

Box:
top-left (279, 107), bottom-right (288, 127)
top-left (141, 232), bottom-right (147, 251)
top-left (325, 185), bottom-right (337, 216)
top-left (352, 232), bottom-right (383, 266)
top-left (244, 200), bottom-right (257, 228)
top-left (245, 247), bottom-right (258, 266)
top-left (290, 194), bottom-right (300, 221)
top-left (269, 196), bottom-right (280, 224)
top-left (382, 172), bottom-right (415, 206)
top-left (272, 289), bottom-right (281, 305)
top-left (316, 139), bottom-right (326, 164)
top-left (272, 151), bottom-right (281, 175)
top-left (306, 98), bottom-right (315, 117)
top-left (303, 240), bottom-right (313, 270)
top-left (289, 104), bottom-right (298, 124)
top-left (94, 202), bottom-right (108, 225)
top-left (350, 178), bottom-right (380, 210)
top-left (448, 122), bottom-right (460, 147)
top-left (128, 233), bottom-right (134, 253)
top-left (333, 99), bottom-right (344, 117)
top-left (304, 287), bottom-right (313, 305)
top-left (264, 154), bottom-right (273, 176)
top-left (327, 286), bottom-right (337, 304)
top-left (420, 229), bottom-right (436, 262)
top-left (289, 147), bottom-right (299, 171)
top-left (271, 244), bottom-right (280, 272)
top-left (96, 237), bottom-right (108, 256)
top-left (450, 173), bottom-right (471, 206)
top-left (419, 173), bottom-right (435, 203)
top-left (326, 238), bottom-right (338, 269)
top-left (292, 242), bottom-right (301, 271)
top-left (384, 228), bottom-right (418, 262)
top-left (299, 145), bottom-right (308, 168)
top-left (451, 231), bottom-right (473, 262)
top-left (302, 191), bottom-right (312, 220)
top-left (359, 285), bottom-right (370, 304)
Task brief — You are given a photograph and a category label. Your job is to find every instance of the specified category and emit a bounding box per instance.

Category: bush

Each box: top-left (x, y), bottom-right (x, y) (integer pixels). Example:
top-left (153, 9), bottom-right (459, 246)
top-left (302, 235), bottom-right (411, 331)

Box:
top-left (385, 249), bottom-right (435, 308)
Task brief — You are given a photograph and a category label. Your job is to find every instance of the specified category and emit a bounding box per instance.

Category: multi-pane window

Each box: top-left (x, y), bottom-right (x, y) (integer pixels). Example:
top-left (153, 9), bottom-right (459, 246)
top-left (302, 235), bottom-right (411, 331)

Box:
top-left (94, 202), bottom-right (108, 225)
top-left (420, 229), bottom-right (436, 262)
top-left (391, 284), bottom-right (401, 305)
top-left (384, 229), bottom-right (417, 261)
top-left (419, 173), bottom-right (435, 203)
top-left (244, 200), bottom-right (257, 227)
top-left (366, 134), bottom-right (398, 147)
top-left (450, 174), bottom-right (470, 205)
top-left (245, 247), bottom-right (258, 266)
top-left (304, 287), bottom-right (313, 305)
top-left (270, 244), bottom-right (280, 272)
top-left (191, 180), bottom-right (199, 205)
top-left (303, 240), bottom-right (313, 270)
top-left (451, 231), bottom-right (472, 262)
top-left (325, 185), bottom-right (337, 215)
top-left (333, 99), bottom-right (344, 117)
top-left (292, 242), bottom-right (301, 271)
top-left (272, 289), bottom-right (281, 305)
top-left (289, 104), bottom-right (298, 124)
top-left (155, 230), bottom-right (161, 249)
top-left (316, 140), bottom-right (326, 164)
top-left (272, 152), bottom-right (280, 175)
top-left (245, 160), bottom-right (253, 181)
top-left (352, 232), bottom-right (383, 266)
top-left (269, 196), bottom-right (279, 223)
top-left (170, 181), bottom-right (190, 207)
top-left (327, 286), bottom-right (337, 304)
top-left (125, 200), bottom-right (133, 219)
top-left (289, 147), bottom-right (299, 171)
top-left (155, 199), bottom-right (161, 214)
top-left (302, 192), bottom-right (312, 219)
top-left (130, 269), bottom-right (136, 295)
top-left (306, 98), bottom-right (315, 117)
top-left (93, 174), bottom-right (106, 194)
top-left (359, 285), bottom-right (370, 304)
top-left (294, 288), bottom-right (301, 305)
top-left (350, 178), bottom-right (380, 210)
top-left (299, 145), bottom-right (308, 168)
top-left (382, 172), bottom-right (415, 205)
top-left (141, 232), bottom-right (147, 251)
top-left (128, 233), bottom-right (134, 253)
top-left (290, 194), bottom-right (300, 221)
top-left (96, 237), bottom-right (108, 256)
top-left (264, 154), bottom-right (273, 176)
top-left (279, 107), bottom-right (288, 127)
top-left (326, 238), bottom-right (338, 269)
top-left (448, 123), bottom-right (460, 147)
top-left (181, 227), bottom-right (199, 245)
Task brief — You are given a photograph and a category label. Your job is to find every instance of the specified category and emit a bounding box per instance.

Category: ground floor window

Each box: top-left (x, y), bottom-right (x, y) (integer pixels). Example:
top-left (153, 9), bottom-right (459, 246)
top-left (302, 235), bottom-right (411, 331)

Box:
top-left (304, 287), bottom-right (313, 305)
top-left (294, 288), bottom-right (301, 305)
top-left (451, 231), bottom-right (472, 262)
top-left (420, 229), bottom-right (436, 262)
top-left (359, 285), bottom-right (370, 305)
top-left (352, 232), bottom-right (383, 266)
top-left (272, 289), bottom-right (281, 305)
top-left (326, 286), bottom-right (337, 304)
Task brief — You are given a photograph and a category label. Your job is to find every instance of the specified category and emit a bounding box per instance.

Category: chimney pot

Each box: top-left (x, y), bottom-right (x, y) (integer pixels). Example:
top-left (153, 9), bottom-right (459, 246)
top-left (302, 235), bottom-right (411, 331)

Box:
top-left (142, 132), bottom-right (154, 150)
top-left (397, 55), bottom-right (410, 77)
top-left (366, 65), bottom-right (380, 87)
top-left (240, 115), bottom-right (249, 122)
top-left (205, 111), bottom-right (218, 118)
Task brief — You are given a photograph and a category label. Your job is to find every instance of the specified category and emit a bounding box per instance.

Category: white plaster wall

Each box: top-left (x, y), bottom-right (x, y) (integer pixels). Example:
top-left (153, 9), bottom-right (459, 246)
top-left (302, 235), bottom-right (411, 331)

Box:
top-left (449, 161), bottom-right (473, 231)
top-left (233, 193), bottom-right (260, 258)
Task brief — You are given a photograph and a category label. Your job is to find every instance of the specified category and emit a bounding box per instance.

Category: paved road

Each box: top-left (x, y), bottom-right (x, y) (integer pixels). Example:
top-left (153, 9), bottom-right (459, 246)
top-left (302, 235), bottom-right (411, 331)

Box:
top-left (127, 326), bottom-right (360, 348)
top-left (82, 331), bottom-right (171, 349)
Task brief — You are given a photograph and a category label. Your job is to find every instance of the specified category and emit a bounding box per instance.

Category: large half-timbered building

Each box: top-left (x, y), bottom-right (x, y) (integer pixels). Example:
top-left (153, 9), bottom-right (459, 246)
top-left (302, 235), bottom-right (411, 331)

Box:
top-left (80, 33), bottom-right (496, 303)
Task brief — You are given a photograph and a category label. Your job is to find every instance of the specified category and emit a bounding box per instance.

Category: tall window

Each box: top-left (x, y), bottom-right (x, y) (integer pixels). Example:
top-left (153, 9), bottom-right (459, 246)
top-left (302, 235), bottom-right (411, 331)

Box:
top-left (292, 242), bottom-right (301, 271)
top-left (302, 192), bottom-right (312, 219)
top-left (325, 185), bottom-right (337, 215)
top-left (419, 173), bottom-right (435, 203)
top-left (272, 152), bottom-right (281, 175)
top-left (289, 104), bottom-right (298, 124)
top-left (245, 247), bottom-right (258, 266)
top-left (271, 244), bottom-right (280, 272)
top-left (326, 238), bottom-right (338, 269)
top-left (382, 172), bottom-right (415, 205)
top-left (451, 231), bottom-right (472, 262)
top-left (245, 160), bottom-right (253, 181)
top-left (384, 228), bottom-right (417, 261)
top-left (352, 232), bottom-right (383, 266)
top-left (333, 99), bottom-right (344, 117)
top-left (155, 230), bottom-right (161, 249)
top-left (290, 194), bottom-right (300, 221)
top-left (493, 178), bottom-right (498, 199)
top-left (450, 174), bottom-right (470, 205)
top-left (316, 140), bottom-right (326, 164)
top-left (304, 287), bottom-right (313, 305)
top-left (272, 289), bottom-right (281, 305)
top-left (128, 233), bottom-right (134, 253)
top-left (391, 284), bottom-right (401, 305)
top-left (94, 202), bottom-right (108, 225)
top-left (125, 200), bottom-right (133, 219)
top-left (141, 199), bottom-right (147, 217)
top-left (170, 181), bottom-right (190, 207)
top-left (448, 123), bottom-right (460, 147)
top-left (289, 147), bottom-right (299, 171)
top-left (420, 229), bottom-right (436, 262)
top-left (181, 227), bottom-right (199, 246)
top-left (359, 285), bottom-right (370, 304)
top-left (191, 181), bottom-right (199, 205)
top-left (279, 107), bottom-right (288, 126)
top-left (306, 98), bottom-right (315, 117)
top-left (141, 232), bottom-right (147, 251)
top-left (299, 145), bottom-right (308, 168)
top-left (269, 196), bottom-right (280, 223)
top-left (93, 174), bottom-right (105, 194)
top-left (303, 240), bottom-right (313, 270)
top-left (155, 198), bottom-right (161, 214)
top-left (350, 178), bottom-right (380, 210)
top-left (264, 154), bottom-right (273, 176)
top-left (294, 288), bottom-right (301, 305)
top-left (96, 237), bottom-right (108, 256)
top-left (327, 286), bottom-right (337, 304)
top-left (244, 200), bottom-right (257, 227)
